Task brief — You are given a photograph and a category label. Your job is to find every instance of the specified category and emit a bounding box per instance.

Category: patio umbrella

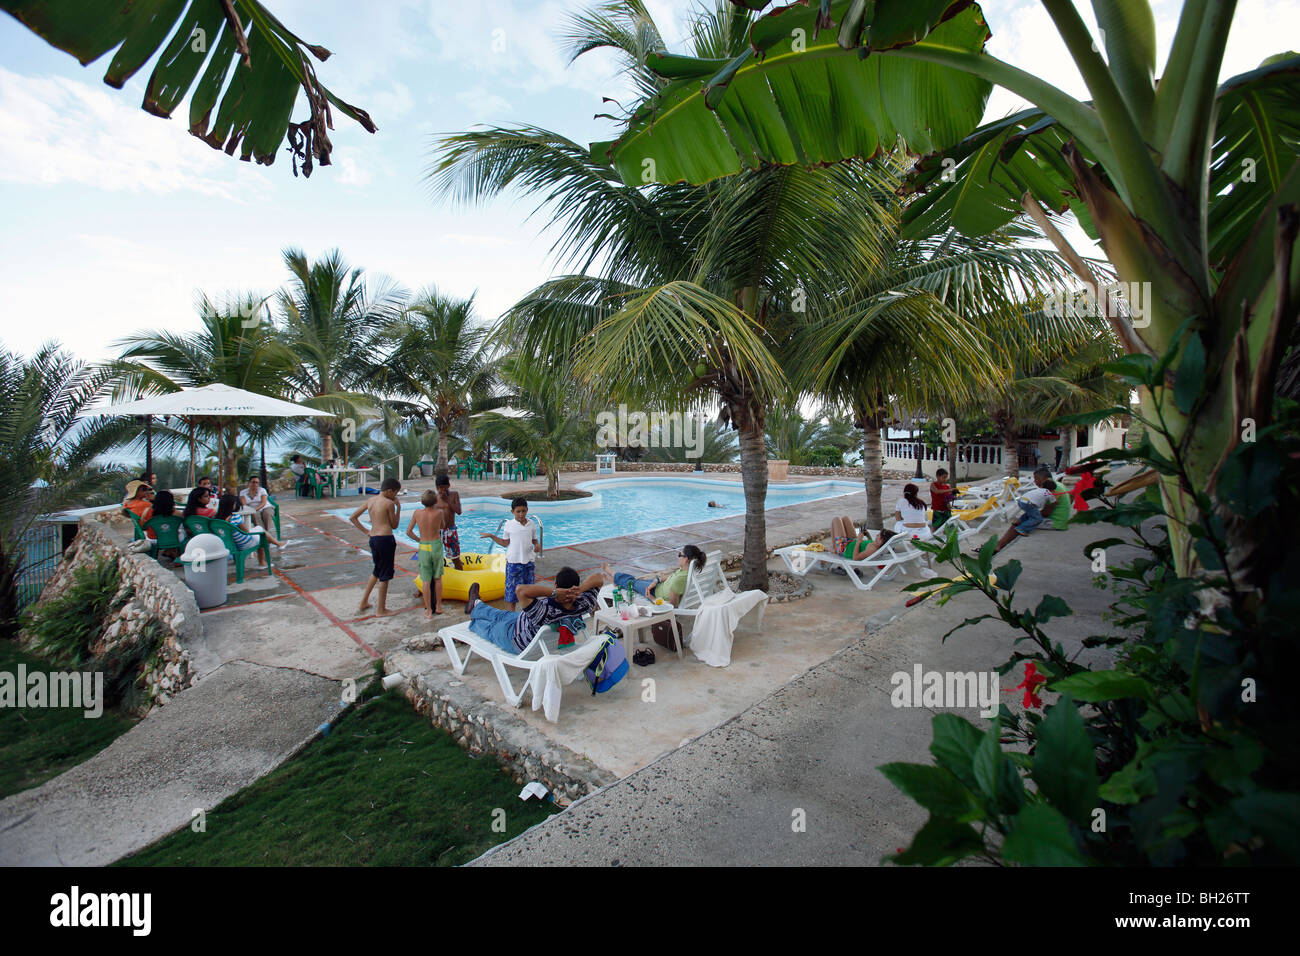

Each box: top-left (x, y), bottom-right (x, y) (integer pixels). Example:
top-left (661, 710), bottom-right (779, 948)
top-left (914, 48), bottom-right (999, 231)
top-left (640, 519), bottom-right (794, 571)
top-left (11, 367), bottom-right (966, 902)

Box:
top-left (81, 384), bottom-right (336, 489)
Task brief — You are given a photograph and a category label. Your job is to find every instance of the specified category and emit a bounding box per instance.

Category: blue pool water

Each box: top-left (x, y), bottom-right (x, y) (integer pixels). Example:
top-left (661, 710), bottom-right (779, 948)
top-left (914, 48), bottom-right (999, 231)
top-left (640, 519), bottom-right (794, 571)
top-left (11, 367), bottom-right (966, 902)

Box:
top-left (327, 476), bottom-right (861, 552)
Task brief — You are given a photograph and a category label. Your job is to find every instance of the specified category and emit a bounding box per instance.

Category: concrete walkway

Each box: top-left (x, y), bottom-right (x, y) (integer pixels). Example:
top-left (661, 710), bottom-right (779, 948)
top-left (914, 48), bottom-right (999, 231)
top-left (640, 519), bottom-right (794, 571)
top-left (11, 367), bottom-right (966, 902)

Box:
top-left (0, 661), bottom-right (340, 866)
top-left (474, 517), bottom-right (1140, 865)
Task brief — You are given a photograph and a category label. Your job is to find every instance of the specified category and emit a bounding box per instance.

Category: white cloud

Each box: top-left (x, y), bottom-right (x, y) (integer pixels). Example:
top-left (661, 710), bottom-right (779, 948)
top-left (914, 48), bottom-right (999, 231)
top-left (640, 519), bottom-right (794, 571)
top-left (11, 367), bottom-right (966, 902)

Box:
top-left (0, 67), bottom-right (269, 201)
top-left (455, 85), bottom-right (514, 119)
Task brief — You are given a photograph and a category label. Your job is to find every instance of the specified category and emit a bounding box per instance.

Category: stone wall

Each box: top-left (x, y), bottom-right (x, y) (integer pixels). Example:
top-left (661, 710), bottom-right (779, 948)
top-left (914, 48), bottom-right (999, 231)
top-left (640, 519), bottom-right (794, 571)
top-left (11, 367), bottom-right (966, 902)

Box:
top-left (386, 646), bottom-right (617, 804)
top-left (21, 517), bottom-right (201, 716)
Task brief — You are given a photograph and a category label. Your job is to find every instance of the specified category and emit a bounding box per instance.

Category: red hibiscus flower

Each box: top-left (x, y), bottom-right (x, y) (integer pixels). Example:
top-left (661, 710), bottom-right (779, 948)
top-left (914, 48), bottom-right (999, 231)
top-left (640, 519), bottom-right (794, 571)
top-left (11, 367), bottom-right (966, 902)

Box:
top-left (1013, 661), bottom-right (1047, 709)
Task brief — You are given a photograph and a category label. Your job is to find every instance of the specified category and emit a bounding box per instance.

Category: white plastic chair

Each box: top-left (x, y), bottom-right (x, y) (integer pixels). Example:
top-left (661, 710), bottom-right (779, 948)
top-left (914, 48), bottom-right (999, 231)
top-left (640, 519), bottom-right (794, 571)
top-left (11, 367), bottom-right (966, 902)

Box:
top-left (437, 620), bottom-right (611, 723)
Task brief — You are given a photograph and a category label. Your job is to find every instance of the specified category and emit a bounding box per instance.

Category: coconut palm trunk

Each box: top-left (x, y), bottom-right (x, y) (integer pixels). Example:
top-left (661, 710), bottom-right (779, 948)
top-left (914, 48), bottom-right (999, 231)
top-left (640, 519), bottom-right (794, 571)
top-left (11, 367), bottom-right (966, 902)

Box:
top-left (1059, 427), bottom-right (1074, 470)
top-left (736, 421), bottom-right (769, 591)
top-left (436, 429), bottom-right (450, 474)
top-left (319, 423), bottom-right (334, 463)
top-left (1002, 432), bottom-right (1019, 479)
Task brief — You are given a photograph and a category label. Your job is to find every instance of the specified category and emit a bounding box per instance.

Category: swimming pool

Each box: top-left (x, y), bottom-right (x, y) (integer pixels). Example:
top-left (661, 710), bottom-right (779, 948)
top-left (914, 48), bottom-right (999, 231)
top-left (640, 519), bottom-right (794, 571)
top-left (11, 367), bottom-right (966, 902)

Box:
top-left (327, 476), bottom-right (861, 551)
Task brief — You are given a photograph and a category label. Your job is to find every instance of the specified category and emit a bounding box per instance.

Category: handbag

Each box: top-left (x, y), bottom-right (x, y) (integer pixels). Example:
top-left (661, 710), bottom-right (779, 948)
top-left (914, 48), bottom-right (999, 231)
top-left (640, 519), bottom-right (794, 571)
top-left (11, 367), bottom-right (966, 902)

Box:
top-left (649, 618), bottom-right (680, 650)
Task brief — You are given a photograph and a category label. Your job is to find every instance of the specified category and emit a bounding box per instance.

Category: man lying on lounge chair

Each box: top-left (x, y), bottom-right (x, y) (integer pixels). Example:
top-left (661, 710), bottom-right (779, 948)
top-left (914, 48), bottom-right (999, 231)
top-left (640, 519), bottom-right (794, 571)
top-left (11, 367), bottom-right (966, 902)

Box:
top-left (464, 563), bottom-right (613, 653)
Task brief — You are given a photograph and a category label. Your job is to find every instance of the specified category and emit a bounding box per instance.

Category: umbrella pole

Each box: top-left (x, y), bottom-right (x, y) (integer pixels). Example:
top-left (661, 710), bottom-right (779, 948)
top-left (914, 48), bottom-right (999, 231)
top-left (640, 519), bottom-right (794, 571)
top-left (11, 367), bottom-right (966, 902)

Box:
top-left (188, 421), bottom-right (196, 487)
top-left (260, 435), bottom-right (268, 487)
top-left (145, 416), bottom-right (153, 478)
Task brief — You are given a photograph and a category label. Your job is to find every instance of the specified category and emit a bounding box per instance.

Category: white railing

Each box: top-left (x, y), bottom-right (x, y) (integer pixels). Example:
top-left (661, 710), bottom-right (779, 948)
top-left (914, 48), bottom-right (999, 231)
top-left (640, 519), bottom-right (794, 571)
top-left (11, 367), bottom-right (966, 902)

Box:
top-left (885, 441), bottom-right (1003, 465)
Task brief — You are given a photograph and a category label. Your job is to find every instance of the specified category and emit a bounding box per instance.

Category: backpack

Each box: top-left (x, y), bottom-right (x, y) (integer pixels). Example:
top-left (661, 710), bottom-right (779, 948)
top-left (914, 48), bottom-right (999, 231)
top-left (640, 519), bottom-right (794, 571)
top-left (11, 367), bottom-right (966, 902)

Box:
top-left (585, 631), bottom-right (629, 694)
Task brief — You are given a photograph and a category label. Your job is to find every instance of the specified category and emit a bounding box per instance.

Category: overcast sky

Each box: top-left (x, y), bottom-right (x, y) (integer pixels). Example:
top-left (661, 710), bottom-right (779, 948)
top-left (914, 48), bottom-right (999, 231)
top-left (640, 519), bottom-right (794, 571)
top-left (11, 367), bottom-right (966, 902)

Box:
top-left (1, 0), bottom-right (1296, 364)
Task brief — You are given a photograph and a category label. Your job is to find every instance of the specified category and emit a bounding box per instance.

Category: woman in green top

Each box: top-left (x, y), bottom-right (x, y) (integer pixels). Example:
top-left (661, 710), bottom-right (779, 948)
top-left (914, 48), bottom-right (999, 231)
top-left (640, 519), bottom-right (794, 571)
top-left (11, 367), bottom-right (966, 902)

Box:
top-left (613, 545), bottom-right (706, 607)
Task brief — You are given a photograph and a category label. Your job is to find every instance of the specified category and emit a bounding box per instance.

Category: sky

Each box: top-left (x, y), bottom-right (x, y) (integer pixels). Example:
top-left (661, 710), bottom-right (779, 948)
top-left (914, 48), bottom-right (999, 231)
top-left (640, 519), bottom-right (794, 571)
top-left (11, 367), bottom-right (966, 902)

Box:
top-left (1, 0), bottom-right (1297, 365)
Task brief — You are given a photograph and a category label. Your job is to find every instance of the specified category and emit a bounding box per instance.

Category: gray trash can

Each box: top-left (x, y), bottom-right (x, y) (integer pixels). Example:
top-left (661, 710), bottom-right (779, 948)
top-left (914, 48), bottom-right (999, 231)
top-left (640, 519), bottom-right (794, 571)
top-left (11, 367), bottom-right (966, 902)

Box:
top-left (179, 534), bottom-right (229, 608)
top-left (418, 458), bottom-right (435, 477)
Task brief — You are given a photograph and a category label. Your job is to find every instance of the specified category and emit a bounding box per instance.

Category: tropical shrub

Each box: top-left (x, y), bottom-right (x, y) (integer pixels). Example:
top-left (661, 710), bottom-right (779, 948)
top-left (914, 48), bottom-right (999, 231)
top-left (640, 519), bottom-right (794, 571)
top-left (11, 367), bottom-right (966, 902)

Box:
top-left (890, 332), bottom-right (1300, 865)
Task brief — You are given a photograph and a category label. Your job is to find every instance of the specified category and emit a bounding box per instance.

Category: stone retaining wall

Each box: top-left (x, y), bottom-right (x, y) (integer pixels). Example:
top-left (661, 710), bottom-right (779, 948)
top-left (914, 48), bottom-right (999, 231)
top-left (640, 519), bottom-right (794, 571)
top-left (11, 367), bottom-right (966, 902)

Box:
top-left (21, 517), bottom-right (201, 716)
top-left (386, 647), bottom-right (616, 803)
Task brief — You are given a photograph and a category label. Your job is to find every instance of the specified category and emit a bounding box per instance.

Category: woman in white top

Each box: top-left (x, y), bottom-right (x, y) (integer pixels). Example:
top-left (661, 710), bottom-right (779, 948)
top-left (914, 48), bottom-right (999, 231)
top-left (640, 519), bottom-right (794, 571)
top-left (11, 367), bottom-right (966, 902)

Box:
top-left (893, 483), bottom-right (932, 538)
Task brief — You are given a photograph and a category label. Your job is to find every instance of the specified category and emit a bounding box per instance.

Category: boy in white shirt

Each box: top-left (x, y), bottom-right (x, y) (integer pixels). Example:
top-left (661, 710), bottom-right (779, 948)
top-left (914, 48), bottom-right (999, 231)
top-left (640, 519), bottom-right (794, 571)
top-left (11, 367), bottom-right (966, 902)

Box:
top-left (996, 467), bottom-right (1059, 552)
top-left (480, 497), bottom-right (542, 611)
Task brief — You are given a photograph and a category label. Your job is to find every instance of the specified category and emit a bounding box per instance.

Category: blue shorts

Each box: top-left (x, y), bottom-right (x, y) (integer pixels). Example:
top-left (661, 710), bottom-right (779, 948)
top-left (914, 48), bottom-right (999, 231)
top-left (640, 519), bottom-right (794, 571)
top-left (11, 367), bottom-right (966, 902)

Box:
top-left (504, 561), bottom-right (535, 603)
top-left (1013, 501), bottom-right (1046, 535)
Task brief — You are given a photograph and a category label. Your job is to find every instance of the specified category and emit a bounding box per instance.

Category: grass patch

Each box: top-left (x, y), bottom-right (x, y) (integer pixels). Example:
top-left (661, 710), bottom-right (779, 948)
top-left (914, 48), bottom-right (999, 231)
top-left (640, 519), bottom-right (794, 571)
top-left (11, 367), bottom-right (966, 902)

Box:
top-left (0, 640), bottom-right (138, 799)
top-left (116, 679), bottom-right (559, 866)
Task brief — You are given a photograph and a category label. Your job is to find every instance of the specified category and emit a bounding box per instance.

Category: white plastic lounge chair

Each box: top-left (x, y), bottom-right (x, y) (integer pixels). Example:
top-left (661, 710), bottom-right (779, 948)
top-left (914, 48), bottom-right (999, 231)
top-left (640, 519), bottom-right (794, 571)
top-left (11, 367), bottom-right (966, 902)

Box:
top-left (674, 550), bottom-right (767, 630)
top-left (776, 530), bottom-right (935, 591)
top-left (438, 620), bottom-right (610, 723)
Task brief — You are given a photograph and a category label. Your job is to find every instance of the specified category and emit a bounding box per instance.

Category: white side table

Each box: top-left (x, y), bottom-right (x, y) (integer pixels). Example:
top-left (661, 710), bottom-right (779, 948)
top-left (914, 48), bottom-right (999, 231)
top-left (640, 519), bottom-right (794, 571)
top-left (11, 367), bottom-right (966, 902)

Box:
top-left (593, 605), bottom-right (683, 661)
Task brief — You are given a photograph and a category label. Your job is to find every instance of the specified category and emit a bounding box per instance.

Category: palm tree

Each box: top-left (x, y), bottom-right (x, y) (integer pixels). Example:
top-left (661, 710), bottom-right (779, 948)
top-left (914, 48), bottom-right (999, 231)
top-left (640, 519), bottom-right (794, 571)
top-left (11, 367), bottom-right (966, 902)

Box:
top-left (476, 358), bottom-right (594, 499)
top-left (0, 343), bottom-right (134, 634)
top-left (278, 248), bottom-right (406, 462)
top-left (114, 293), bottom-right (299, 488)
top-left (764, 406), bottom-right (856, 467)
top-left (796, 186), bottom-right (1078, 528)
top-left (429, 2), bottom-right (891, 590)
top-left (374, 288), bottom-right (499, 474)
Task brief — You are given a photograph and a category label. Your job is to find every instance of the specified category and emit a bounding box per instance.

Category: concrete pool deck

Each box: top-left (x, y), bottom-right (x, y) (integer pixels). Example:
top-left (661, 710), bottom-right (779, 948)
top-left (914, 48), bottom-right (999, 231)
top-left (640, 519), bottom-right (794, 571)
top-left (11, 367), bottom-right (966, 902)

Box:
top-left (0, 468), bottom-right (981, 864)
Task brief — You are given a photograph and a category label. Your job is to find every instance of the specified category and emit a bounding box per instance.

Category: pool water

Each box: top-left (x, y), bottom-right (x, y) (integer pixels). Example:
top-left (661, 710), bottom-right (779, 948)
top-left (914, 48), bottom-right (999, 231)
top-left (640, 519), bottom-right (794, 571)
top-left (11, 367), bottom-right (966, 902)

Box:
top-left (327, 476), bottom-right (861, 552)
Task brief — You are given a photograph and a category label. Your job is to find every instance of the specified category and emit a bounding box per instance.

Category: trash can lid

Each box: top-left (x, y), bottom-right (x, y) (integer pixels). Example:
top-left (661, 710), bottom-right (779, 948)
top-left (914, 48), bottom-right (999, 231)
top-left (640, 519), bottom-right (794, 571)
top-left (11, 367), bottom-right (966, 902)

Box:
top-left (179, 534), bottom-right (228, 563)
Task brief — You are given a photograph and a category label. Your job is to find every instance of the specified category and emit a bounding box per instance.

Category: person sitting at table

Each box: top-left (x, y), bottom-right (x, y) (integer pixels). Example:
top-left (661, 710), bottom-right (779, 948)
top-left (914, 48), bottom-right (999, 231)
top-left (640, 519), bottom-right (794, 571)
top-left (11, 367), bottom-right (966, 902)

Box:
top-left (289, 455), bottom-right (307, 496)
top-left (184, 486), bottom-right (216, 520)
top-left (612, 545), bottom-right (705, 607)
top-left (150, 490), bottom-right (182, 558)
top-left (240, 476), bottom-right (279, 538)
top-left (215, 493), bottom-right (280, 565)
top-left (124, 480), bottom-right (155, 535)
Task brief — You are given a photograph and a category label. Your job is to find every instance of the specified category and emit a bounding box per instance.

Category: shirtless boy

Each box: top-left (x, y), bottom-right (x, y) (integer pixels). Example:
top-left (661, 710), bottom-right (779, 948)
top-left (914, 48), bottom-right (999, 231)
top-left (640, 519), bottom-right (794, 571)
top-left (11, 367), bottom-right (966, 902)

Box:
top-left (405, 490), bottom-right (446, 618)
top-left (351, 477), bottom-right (402, 616)
top-left (435, 473), bottom-right (464, 571)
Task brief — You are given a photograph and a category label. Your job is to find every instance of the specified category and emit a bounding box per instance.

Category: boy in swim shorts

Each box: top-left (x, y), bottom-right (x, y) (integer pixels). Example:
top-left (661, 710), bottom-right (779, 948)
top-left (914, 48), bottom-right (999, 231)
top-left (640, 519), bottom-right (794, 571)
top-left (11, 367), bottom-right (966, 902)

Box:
top-left (350, 477), bottom-right (402, 616)
top-left (405, 490), bottom-right (446, 618)
top-left (435, 473), bottom-right (463, 571)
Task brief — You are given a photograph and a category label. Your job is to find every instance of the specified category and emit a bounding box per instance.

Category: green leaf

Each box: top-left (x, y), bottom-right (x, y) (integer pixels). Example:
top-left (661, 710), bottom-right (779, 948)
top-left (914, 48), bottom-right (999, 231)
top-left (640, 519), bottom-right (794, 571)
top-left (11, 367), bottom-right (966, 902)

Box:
top-left (1002, 803), bottom-right (1086, 865)
top-left (889, 815), bottom-right (986, 866)
top-left (1172, 332), bottom-right (1206, 415)
top-left (993, 559), bottom-right (1022, 591)
top-left (601, 3), bottom-right (992, 184)
top-left (1048, 406), bottom-right (1130, 427)
top-left (878, 763), bottom-right (982, 820)
top-left (928, 713), bottom-right (984, 791)
top-left (0, 0), bottom-right (375, 173)
top-left (1098, 755), bottom-right (1156, 805)
top-left (1050, 669), bottom-right (1154, 702)
top-left (1033, 594), bottom-right (1073, 624)
top-left (973, 718), bottom-right (1024, 815)
top-left (1230, 792), bottom-right (1300, 862)
top-left (1031, 696), bottom-right (1099, 824)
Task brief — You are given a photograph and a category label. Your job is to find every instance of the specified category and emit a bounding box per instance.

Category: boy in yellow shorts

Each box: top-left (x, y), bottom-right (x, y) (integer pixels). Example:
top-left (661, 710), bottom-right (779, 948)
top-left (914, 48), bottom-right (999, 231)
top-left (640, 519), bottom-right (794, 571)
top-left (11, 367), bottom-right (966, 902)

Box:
top-left (405, 490), bottom-right (446, 618)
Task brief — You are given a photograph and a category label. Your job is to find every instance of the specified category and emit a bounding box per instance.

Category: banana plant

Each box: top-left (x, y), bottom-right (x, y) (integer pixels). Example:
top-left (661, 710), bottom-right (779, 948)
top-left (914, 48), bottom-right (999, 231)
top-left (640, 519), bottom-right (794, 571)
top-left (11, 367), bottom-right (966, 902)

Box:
top-left (1, 0), bottom-right (374, 175)
top-left (596, 0), bottom-right (1300, 590)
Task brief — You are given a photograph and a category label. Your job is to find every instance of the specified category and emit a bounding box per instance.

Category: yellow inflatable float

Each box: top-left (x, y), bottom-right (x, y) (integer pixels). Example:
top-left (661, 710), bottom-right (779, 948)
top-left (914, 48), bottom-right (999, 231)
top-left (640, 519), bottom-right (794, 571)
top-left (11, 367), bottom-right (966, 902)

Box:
top-left (413, 551), bottom-right (506, 602)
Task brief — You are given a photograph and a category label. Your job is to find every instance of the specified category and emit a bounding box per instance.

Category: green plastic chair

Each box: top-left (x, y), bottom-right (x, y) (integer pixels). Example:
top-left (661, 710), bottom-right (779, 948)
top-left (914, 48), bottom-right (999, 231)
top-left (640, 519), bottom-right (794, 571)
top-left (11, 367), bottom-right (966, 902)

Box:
top-left (123, 508), bottom-right (147, 541)
top-left (303, 466), bottom-right (332, 500)
top-left (183, 515), bottom-right (212, 538)
top-left (144, 516), bottom-right (185, 558)
top-left (268, 496), bottom-right (281, 538)
top-left (208, 519), bottom-right (272, 583)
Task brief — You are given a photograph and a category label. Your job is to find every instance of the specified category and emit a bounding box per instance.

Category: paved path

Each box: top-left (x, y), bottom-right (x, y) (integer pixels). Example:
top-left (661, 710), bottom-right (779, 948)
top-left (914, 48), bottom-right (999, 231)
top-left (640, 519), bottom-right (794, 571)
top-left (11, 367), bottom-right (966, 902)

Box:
top-left (0, 661), bottom-right (340, 866)
top-left (475, 517), bottom-right (1139, 865)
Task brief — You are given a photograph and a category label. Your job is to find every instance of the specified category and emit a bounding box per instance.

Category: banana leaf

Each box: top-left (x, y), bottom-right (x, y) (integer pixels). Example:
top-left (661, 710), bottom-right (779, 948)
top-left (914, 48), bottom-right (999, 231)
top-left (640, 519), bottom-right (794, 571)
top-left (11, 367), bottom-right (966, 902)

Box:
top-left (594, 0), bottom-right (991, 184)
top-left (1, 0), bottom-right (374, 175)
